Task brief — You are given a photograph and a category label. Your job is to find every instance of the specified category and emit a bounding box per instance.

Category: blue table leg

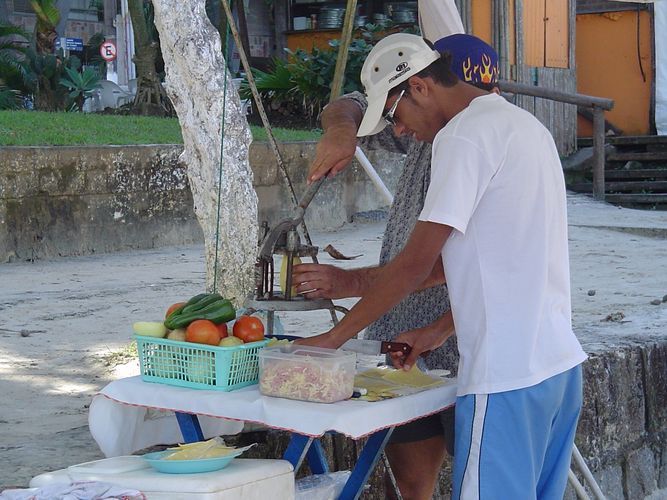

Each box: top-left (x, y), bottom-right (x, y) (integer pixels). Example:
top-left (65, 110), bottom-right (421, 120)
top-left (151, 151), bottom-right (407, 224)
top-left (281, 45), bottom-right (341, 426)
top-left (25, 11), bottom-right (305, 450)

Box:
top-left (306, 439), bottom-right (329, 474)
top-left (175, 412), bottom-right (204, 442)
top-left (283, 433), bottom-right (313, 471)
top-left (338, 427), bottom-right (394, 500)
top-left (283, 434), bottom-right (329, 473)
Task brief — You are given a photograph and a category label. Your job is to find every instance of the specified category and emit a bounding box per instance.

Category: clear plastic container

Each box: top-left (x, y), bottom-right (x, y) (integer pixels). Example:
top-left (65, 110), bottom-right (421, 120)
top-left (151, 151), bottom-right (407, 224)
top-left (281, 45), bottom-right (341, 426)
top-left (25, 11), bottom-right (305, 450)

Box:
top-left (259, 345), bottom-right (356, 403)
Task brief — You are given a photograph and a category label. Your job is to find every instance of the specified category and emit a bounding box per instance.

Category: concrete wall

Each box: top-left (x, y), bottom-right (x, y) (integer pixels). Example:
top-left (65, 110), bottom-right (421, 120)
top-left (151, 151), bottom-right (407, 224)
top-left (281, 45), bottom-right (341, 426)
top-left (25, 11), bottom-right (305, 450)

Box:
top-left (573, 343), bottom-right (667, 499)
top-left (0, 143), bottom-right (400, 263)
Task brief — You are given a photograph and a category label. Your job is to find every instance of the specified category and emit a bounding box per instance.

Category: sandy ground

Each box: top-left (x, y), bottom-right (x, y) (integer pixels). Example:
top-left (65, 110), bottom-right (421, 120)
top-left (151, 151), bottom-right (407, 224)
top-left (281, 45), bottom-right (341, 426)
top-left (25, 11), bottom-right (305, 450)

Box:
top-left (1, 192), bottom-right (666, 490)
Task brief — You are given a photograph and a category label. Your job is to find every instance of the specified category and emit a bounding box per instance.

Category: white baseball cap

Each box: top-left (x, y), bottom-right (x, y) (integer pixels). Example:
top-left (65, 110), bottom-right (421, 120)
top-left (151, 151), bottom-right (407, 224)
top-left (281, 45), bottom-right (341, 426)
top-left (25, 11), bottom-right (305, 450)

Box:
top-left (357, 33), bottom-right (441, 137)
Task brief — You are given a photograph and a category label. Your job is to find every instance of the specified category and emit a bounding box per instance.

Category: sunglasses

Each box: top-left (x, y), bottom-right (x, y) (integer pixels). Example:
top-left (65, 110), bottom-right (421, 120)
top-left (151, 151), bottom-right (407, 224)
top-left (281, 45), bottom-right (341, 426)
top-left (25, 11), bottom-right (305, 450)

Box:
top-left (382, 89), bottom-right (406, 127)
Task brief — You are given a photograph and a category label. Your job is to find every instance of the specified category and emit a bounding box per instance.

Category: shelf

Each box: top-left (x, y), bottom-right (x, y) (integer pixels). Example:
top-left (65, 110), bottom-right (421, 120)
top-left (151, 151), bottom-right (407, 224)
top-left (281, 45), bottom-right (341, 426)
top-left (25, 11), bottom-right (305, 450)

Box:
top-left (285, 28), bottom-right (344, 34)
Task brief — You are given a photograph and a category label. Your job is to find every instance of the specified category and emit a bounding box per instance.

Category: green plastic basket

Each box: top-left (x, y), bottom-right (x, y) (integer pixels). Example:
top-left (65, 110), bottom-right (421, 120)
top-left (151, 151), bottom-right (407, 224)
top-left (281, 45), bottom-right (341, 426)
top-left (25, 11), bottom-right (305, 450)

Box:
top-left (135, 335), bottom-right (269, 391)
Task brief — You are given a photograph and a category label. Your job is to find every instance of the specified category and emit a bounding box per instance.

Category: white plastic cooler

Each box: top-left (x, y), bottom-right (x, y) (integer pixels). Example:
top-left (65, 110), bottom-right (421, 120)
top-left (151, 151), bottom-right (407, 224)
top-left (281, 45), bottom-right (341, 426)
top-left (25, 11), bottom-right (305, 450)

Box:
top-left (30, 456), bottom-right (295, 500)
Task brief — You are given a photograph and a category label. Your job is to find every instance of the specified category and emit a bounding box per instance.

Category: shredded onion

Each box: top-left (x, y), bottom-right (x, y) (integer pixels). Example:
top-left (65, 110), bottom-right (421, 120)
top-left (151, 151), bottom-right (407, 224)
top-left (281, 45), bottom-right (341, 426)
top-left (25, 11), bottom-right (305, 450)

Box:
top-left (260, 360), bottom-right (354, 403)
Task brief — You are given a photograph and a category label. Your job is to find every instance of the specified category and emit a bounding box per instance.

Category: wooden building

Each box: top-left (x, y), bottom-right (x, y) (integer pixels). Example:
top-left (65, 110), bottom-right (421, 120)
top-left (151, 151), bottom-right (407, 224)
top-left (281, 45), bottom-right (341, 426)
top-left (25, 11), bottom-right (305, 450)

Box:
top-left (576, 1), bottom-right (655, 136)
top-left (457, 1), bottom-right (577, 155)
top-left (276, 0), bottom-right (579, 155)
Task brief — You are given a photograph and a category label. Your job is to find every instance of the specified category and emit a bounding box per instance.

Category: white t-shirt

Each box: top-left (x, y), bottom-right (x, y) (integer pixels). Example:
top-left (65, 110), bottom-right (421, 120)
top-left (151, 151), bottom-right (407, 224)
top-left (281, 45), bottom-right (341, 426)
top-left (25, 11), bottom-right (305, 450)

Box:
top-left (419, 93), bottom-right (587, 396)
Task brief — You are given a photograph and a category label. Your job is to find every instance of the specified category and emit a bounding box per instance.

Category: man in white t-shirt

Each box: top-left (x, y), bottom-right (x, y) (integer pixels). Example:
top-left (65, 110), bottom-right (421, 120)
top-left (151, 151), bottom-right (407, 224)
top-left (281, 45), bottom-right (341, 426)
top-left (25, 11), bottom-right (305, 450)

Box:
top-left (297, 33), bottom-right (588, 498)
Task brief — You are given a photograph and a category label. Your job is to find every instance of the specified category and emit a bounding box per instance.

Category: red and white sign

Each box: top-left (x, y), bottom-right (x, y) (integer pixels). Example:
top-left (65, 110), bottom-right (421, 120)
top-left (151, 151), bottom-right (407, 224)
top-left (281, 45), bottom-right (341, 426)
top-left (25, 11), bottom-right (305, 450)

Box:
top-left (100, 41), bottom-right (117, 62)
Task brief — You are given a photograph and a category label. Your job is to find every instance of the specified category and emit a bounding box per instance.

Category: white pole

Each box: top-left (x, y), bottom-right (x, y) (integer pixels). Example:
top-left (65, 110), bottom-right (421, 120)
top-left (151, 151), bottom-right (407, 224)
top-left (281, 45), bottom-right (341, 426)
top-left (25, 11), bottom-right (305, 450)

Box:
top-left (572, 445), bottom-right (607, 500)
top-left (568, 469), bottom-right (591, 500)
top-left (354, 147), bottom-right (394, 205)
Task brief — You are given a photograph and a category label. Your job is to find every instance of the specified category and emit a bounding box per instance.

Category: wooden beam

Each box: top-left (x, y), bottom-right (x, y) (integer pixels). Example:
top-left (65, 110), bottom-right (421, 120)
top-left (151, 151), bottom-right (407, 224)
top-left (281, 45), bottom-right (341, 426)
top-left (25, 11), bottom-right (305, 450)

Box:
top-left (607, 151), bottom-right (667, 162)
top-left (578, 135), bottom-right (667, 147)
top-left (499, 80), bottom-right (614, 109)
top-left (605, 169), bottom-right (667, 180)
top-left (593, 106), bottom-right (606, 201)
top-left (570, 181), bottom-right (667, 192)
top-left (234, 0), bottom-right (252, 68)
top-left (604, 193), bottom-right (667, 204)
top-left (514, 0), bottom-right (524, 81)
top-left (329, 0), bottom-right (358, 102)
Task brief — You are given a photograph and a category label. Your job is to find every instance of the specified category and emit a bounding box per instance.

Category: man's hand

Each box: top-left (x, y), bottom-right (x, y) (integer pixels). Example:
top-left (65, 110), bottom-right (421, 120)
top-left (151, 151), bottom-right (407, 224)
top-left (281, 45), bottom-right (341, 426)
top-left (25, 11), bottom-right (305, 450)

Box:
top-left (308, 98), bottom-right (363, 183)
top-left (293, 332), bottom-right (345, 349)
top-left (389, 311), bottom-right (455, 371)
top-left (308, 126), bottom-right (357, 183)
top-left (292, 263), bottom-right (362, 299)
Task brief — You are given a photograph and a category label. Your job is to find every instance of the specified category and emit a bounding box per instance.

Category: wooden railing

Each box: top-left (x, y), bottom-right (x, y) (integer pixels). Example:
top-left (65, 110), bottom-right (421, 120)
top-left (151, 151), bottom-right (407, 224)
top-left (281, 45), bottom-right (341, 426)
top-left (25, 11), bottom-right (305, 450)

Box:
top-left (499, 80), bottom-right (615, 201)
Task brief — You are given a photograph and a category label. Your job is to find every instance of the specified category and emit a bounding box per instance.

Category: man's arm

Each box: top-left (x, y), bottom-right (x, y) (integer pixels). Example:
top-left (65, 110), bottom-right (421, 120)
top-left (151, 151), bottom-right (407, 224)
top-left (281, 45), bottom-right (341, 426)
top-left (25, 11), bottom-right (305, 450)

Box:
top-left (293, 264), bottom-right (377, 299)
top-left (292, 257), bottom-right (446, 300)
top-left (295, 221), bottom-right (453, 349)
top-left (308, 94), bottom-right (413, 182)
top-left (308, 99), bottom-right (363, 183)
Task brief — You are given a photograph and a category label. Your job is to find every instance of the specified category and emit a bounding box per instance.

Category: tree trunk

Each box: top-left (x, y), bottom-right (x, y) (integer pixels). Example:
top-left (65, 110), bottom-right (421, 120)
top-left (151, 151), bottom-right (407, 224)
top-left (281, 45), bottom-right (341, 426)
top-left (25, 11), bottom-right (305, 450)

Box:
top-left (55, 0), bottom-right (72, 40)
top-left (127, 0), bottom-right (172, 115)
top-left (150, 0), bottom-right (258, 305)
top-left (0, 1), bottom-right (10, 24)
top-left (35, 29), bottom-right (58, 55)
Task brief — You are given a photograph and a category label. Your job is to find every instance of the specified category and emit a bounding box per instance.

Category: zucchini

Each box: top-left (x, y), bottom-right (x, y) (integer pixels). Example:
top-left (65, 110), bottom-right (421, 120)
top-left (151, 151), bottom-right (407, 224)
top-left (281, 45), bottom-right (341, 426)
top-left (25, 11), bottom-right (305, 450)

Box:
top-left (133, 321), bottom-right (168, 338)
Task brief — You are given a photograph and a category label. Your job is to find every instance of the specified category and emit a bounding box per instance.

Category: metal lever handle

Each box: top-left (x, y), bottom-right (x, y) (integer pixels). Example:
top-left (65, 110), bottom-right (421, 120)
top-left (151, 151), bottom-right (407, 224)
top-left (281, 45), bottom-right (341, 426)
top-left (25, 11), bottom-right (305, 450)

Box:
top-left (291, 178), bottom-right (325, 226)
top-left (258, 178), bottom-right (325, 259)
top-left (299, 178), bottom-right (325, 211)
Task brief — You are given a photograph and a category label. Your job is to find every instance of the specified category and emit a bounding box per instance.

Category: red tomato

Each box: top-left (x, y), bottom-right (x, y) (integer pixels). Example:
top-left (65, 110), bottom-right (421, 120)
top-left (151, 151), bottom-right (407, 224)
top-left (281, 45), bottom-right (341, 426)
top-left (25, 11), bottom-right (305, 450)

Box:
top-left (165, 301), bottom-right (186, 319)
top-left (216, 322), bottom-right (228, 338)
top-left (186, 320), bottom-right (220, 345)
top-left (233, 315), bottom-right (265, 343)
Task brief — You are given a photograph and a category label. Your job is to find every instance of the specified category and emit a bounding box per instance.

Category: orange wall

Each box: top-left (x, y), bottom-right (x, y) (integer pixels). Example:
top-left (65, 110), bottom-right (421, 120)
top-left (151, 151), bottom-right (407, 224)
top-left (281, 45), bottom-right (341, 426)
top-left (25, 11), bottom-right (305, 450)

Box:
top-left (286, 30), bottom-right (340, 53)
top-left (576, 11), bottom-right (653, 136)
top-left (471, 0), bottom-right (493, 45)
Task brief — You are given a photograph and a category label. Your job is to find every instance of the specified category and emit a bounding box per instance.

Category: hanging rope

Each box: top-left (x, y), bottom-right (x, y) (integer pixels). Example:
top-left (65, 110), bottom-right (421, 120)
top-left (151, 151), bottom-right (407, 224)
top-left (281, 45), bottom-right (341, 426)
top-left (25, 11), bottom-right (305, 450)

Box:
top-left (212, 0), bottom-right (234, 292)
top-left (218, 0), bottom-right (324, 250)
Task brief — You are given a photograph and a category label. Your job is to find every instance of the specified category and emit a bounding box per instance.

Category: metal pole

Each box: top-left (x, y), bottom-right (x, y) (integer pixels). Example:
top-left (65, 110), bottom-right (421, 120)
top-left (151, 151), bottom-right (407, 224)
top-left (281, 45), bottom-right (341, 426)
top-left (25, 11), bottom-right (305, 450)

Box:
top-left (592, 106), bottom-right (606, 201)
top-left (382, 452), bottom-right (403, 500)
top-left (355, 147), bottom-right (394, 205)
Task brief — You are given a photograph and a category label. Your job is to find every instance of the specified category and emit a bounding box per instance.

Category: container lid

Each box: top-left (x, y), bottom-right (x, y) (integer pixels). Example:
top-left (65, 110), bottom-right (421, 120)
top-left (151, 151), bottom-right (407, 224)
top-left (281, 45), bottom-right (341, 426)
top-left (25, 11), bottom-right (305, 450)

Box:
top-left (260, 344), bottom-right (356, 362)
top-left (67, 456), bottom-right (150, 475)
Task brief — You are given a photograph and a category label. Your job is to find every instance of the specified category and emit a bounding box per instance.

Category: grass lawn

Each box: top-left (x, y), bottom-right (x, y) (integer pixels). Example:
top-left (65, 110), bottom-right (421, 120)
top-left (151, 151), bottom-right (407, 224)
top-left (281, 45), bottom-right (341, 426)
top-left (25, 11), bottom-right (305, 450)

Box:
top-left (0, 110), bottom-right (321, 146)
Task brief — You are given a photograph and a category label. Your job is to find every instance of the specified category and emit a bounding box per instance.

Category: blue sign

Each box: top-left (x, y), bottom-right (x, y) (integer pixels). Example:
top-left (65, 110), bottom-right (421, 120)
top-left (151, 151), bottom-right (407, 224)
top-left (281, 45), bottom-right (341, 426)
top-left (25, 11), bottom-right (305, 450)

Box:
top-left (56, 37), bottom-right (84, 51)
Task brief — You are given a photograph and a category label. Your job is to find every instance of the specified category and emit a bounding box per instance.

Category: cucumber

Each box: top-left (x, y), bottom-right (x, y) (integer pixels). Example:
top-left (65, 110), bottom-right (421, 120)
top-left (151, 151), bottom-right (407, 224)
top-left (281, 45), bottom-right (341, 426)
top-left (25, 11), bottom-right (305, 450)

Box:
top-left (133, 321), bottom-right (168, 338)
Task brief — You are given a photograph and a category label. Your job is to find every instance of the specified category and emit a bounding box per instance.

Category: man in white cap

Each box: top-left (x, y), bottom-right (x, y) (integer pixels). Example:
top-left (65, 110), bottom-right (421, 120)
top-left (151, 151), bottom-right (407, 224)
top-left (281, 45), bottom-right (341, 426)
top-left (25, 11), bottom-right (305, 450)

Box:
top-left (297, 33), bottom-right (587, 499)
top-left (294, 33), bottom-right (501, 500)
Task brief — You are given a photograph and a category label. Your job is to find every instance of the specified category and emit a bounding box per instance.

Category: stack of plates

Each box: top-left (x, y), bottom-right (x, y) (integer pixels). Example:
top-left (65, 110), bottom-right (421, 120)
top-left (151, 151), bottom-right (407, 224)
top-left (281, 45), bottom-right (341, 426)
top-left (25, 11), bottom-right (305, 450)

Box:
top-left (318, 7), bottom-right (346, 29)
top-left (393, 9), bottom-right (416, 24)
top-left (373, 13), bottom-right (390, 27)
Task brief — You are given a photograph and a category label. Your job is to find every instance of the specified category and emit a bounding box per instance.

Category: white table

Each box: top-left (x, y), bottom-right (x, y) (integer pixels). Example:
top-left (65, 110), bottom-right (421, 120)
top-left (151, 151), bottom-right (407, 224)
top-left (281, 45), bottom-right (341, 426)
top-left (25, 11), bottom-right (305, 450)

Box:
top-left (90, 376), bottom-right (456, 500)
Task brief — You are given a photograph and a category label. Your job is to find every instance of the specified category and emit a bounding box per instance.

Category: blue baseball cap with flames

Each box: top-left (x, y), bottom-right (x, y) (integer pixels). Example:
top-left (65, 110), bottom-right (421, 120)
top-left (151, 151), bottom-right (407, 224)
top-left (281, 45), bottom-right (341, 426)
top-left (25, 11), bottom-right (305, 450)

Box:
top-left (434, 33), bottom-right (499, 87)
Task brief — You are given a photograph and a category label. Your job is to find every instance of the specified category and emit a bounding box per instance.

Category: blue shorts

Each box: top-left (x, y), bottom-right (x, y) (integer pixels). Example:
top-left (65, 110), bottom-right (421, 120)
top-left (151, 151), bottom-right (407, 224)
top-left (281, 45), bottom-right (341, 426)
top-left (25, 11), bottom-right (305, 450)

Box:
top-left (452, 365), bottom-right (583, 500)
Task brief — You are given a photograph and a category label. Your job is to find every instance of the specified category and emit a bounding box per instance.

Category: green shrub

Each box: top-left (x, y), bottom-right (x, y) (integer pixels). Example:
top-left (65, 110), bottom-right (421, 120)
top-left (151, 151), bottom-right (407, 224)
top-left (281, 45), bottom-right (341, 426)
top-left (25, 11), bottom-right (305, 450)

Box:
top-left (0, 23), bottom-right (31, 109)
top-left (242, 24), bottom-right (396, 124)
top-left (0, 86), bottom-right (22, 109)
top-left (60, 65), bottom-right (102, 111)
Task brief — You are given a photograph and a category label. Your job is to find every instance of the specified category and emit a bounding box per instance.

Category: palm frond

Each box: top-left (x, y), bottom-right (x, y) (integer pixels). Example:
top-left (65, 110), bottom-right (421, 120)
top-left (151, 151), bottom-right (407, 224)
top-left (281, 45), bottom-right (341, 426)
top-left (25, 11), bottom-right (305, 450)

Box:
top-left (30, 0), bottom-right (61, 27)
top-left (0, 85), bottom-right (23, 109)
top-left (0, 24), bottom-right (30, 40)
